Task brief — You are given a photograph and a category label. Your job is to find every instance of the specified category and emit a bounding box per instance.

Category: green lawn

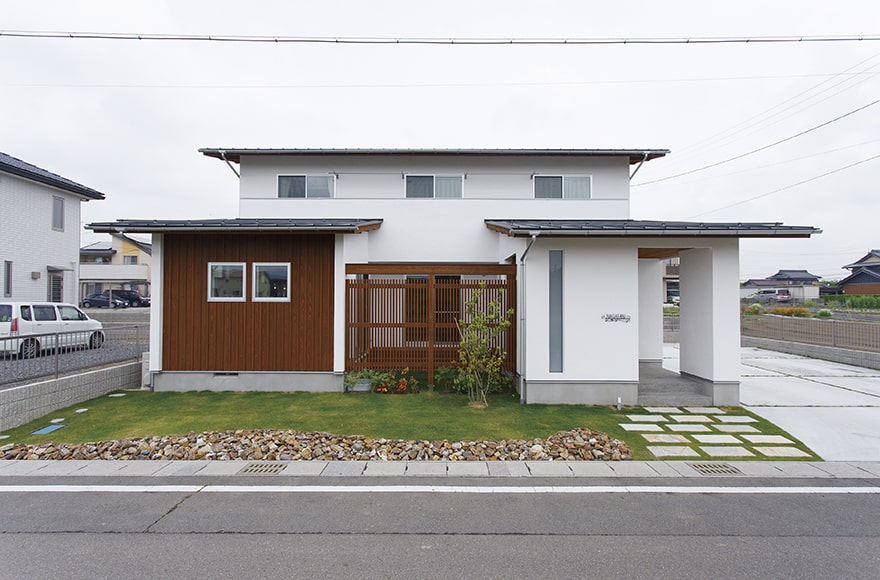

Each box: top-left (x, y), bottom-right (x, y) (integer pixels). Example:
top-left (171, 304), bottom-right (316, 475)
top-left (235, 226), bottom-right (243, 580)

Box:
top-left (0, 390), bottom-right (816, 461)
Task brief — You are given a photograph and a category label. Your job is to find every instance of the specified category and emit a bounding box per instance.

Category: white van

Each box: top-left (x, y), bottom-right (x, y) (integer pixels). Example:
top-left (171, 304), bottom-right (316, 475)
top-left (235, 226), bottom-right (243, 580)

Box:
top-left (0, 302), bottom-right (104, 358)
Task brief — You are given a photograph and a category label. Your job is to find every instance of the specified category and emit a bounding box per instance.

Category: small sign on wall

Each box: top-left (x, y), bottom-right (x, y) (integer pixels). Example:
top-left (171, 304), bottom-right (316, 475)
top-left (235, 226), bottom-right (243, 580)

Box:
top-left (601, 313), bottom-right (631, 323)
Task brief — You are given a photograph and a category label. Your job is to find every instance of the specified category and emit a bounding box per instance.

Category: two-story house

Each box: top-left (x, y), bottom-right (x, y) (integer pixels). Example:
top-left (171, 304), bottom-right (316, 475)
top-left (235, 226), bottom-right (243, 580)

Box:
top-left (1, 151), bottom-right (105, 304)
top-left (89, 148), bottom-right (819, 405)
top-left (80, 232), bottom-right (152, 299)
top-left (840, 249), bottom-right (880, 295)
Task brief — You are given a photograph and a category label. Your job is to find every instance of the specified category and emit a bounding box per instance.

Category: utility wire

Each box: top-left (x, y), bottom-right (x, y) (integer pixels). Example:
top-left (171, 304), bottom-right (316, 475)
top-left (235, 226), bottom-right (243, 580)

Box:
top-left (634, 99), bottom-right (880, 187)
top-left (685, 153), bottom-right (880, 219)
top-left (1, 30), bottom-right (880, 45)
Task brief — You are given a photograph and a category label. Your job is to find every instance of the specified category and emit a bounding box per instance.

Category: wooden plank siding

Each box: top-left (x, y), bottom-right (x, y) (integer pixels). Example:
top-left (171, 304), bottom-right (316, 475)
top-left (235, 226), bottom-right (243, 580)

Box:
top-left (162, 233), bottom-right (334, 371)
top-left (345, 265), bottom-right (516, 383)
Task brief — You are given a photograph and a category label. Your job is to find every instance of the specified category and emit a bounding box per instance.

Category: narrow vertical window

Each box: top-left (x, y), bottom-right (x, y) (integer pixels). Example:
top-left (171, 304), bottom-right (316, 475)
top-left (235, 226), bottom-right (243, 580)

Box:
top-left (3, 261), bottom-right (11, 297)
top-left (52, 196), bottom-right (64, 231)
top-left (549, 250), bottom-right (563, 372)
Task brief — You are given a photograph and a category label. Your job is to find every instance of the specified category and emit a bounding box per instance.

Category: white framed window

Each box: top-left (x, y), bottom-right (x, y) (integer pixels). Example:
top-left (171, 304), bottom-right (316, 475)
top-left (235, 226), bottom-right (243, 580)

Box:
top-left (52, 196), bottom-right (65, 230)
top-left (208, 262), bottom-right (246, 302)
top-left (534, 175), bottom-right (591, 199)
top-left (123, 255), bottom-right (138, 265)
top-left (405, 175), bottom-right (463, 198)
top-left (278, 175), bottom-right (335, 198)
top-left (253, 262), bottom-right (291, 302)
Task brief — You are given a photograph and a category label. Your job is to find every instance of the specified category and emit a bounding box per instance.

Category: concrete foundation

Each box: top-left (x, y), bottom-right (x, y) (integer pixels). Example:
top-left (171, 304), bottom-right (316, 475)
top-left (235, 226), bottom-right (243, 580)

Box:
top-left (150, 371), bottom-right (344, 392)
top-left (523, 381), bottom-right (639, 405)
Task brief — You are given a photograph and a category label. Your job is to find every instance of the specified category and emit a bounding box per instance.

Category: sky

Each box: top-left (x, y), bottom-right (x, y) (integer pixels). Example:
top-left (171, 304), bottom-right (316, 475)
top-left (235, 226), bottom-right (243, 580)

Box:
top-left (2, 0), bottom-right (878, 281)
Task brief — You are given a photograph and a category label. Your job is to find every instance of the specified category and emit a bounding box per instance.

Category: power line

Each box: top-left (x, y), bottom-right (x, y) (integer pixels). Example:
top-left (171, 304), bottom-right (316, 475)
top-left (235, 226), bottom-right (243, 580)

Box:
top-left (634, 99), bottom-right (880, 187)
top-left (685, 153), bottom-right (880, 219)
top-left (1, 30), bottom-right (880, 45)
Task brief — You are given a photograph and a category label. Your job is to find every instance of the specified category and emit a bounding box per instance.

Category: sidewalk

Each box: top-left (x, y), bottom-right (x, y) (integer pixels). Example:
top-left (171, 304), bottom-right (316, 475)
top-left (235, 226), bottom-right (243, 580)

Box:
top-left (1, 458), bottom-right (880, 478)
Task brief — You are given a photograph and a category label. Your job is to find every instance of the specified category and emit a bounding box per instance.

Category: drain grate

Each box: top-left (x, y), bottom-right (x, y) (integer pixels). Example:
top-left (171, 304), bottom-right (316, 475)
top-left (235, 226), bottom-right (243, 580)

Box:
top-left (686, 462), bottom-right (743, 476)
top-left (237, 462), bottom-right (288, 475)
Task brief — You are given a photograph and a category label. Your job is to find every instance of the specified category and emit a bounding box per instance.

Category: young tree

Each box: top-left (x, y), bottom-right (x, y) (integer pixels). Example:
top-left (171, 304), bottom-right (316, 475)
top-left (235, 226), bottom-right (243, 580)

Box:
top-left (455, 283), bottom-right (514, 407)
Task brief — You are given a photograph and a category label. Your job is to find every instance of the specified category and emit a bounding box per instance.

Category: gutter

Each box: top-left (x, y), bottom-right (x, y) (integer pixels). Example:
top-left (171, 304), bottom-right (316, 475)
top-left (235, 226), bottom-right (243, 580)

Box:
top-left (219, 150), bottom-right (241, 179)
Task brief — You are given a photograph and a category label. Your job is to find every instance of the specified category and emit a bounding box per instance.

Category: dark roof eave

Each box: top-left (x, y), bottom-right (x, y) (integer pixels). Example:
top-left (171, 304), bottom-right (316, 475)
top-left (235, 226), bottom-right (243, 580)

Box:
top-left (0, 158), bottom-right (105, 200)
top-left (199, 148), bottom-right (670, 165)
top-left (485, 220), bottom-right (821, 238)
top-left (86, 218), bottom-right (383, 235)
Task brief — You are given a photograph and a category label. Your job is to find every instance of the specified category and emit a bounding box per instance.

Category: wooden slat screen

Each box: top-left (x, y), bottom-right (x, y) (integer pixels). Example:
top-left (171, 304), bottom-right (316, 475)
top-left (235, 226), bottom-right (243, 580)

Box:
top-left (345, 266), bottom-right (516, 383)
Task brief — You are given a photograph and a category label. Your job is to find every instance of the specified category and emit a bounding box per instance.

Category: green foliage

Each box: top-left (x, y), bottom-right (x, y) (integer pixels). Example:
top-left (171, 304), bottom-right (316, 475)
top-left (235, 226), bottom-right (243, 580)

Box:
top-left (742, 303), bottom-right (762, 315)
top-left (343, 369), bottom-right (394, 390)
top-left (433, 365), bottom-right (458, 392)
top-left (822, 294), bottom-right (880, 310)
top-left (815, 309), bottom-right (833, 318)
top-left (455, 283), bottom-right (514, 407)
top-left (802, 300), bottom-right (820, 309)
top-left (662, 306), bottom-right (680, 315)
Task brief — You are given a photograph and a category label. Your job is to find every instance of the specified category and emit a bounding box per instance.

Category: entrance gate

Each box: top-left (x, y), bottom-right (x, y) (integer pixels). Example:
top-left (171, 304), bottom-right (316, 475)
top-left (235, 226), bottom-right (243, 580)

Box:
top-left (345, 264), bottom-right (516, 384)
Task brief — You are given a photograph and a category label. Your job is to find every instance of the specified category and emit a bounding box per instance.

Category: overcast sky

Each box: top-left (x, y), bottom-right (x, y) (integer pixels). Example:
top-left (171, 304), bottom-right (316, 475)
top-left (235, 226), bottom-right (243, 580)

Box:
top-left (2, 1), bottom-right (878, 280)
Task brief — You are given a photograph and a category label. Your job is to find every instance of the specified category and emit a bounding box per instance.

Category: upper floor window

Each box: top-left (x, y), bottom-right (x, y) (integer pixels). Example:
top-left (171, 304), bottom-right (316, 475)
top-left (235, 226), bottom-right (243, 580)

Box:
top-left (534, 176), bottom-right (591, 199)
top-left (123, 256), bottom-right (138, 265)
top-left (278, 175), bottom-right (334, 198)
top-left (405, 175), bottom-right (463, 198)
top-left (52, 196), bottom-right (65, 230)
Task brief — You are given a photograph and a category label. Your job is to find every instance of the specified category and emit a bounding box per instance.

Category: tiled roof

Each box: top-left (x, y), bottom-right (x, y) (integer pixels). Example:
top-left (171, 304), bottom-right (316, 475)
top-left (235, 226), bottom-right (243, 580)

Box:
top-left (843, 250), bottom-right (880, 270)
top-left (200, 148), bottom-right (669, 165)
top-left (485, 220), bottom-right (821, 238)
top-left (87, 218), bottom-right (383, 234)
top-left (0, 151), bottom-right (105, 200)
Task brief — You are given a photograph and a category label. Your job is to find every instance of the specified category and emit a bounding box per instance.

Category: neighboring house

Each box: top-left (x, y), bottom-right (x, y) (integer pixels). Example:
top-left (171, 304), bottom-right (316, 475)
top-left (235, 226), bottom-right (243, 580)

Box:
top-left (663, 257), bottom-right (679, 303)
top-left (741, 269), bottom-right (821, 302)
top-left (80, 233), bottom-right (152, 298)
top-left (0, 151), bottom-right (105, 304)
top-left (89, 148), bottom-right (820, 405)
top-left (840, 249), bottom-right (880, 295)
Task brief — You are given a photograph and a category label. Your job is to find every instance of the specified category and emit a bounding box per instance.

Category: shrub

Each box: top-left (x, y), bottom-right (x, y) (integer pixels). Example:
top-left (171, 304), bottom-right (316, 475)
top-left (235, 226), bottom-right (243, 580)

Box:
top-left (816, 309), bottom-right (832, 318)
top-left (802, 300), bottom-right (820, 309)
top-left (767, 307), bottom-right (810, 317)
top-left (822, 295), bottom-right (880, 310)
top-left (742, 304), bottom-right (762, 315)
top-left (432, 365), bottom-right (458, 392)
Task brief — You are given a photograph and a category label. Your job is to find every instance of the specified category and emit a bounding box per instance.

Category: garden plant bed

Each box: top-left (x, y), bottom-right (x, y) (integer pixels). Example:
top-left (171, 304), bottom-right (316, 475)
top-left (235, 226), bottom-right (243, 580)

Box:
top-left (1, 427), bottom-right (631, 461)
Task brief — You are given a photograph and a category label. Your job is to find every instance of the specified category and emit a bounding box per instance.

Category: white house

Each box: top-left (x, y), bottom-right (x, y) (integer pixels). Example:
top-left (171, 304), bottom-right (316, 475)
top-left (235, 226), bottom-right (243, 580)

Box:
top-left (1, 152), bottom-right (105, 304)
top-left (89, 148), bottom-right (819, 405)
top-left (80, 233), bottom-right (152, 298)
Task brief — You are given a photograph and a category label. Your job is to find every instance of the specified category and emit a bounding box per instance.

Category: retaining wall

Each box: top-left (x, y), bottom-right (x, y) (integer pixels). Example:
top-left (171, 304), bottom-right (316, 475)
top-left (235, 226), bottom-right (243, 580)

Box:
top-left (0, 362), bottom-right (141, 431)
top-left (741, 337), bottom-right (880, 371)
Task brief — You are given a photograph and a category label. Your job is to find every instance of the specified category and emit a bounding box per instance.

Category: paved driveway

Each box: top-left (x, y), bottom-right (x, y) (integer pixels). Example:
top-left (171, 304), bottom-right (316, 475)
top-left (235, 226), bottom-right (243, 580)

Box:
top-left (738, 347), bottom-right (880, 461)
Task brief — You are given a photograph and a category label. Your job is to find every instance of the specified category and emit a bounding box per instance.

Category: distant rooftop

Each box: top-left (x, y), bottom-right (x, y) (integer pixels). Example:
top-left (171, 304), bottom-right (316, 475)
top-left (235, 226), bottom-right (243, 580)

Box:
top-left (0, 151), bottom-right (105, 200)
top-left (199, 148), bottom-right (669, 165)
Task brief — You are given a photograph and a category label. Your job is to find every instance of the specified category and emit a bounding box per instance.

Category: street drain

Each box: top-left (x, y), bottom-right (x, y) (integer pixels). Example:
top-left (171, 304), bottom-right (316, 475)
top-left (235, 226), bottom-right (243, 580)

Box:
top-left (237, 462), bottom-right (288, 475)
top-left (687, 462), bottom-right (743, 476)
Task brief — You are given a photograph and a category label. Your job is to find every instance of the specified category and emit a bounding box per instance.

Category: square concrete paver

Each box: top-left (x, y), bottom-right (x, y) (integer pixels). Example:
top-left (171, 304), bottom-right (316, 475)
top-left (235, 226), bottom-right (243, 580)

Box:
top-left (666, 424), bottom-right (711, 433)
top-left (754, 447), bottom-right (811, 458)
top-left (684, 407), bottom-right (724, 414)
top-left (619, 423), bottom-right (664, 432)
top-left (626, 414), bottom-right (666, 422)
top-left (742, 435), bottom-right (794, 444)
top-left (643, 407), bottom-right (680, 413)
top-left (713, 424), bottom-right (760, 433)
top-left (693, 434), bottom-right (741, 444)
top-left (716, 415), bottom-right (758, 423)
top-left (648, 446), bottom-right (699, 458)
top-left (642, 434), bottom-right (690, 443)
top-left (669, 415), bottom-right (712, 423)
top-left (700, 446), bottom-right (755, 457)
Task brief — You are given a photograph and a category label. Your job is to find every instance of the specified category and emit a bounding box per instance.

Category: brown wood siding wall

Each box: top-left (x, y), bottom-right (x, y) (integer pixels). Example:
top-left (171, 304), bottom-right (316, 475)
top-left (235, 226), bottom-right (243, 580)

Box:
top-left (163, 233), bottom-right (334, 372)
top-left (843, 283), bottom-right (880, 295)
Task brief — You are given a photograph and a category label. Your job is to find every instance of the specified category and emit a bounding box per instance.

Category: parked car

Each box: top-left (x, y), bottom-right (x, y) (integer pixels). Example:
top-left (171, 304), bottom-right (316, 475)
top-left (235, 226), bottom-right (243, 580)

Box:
top-left (751, 289), bottom-right (792, 304)
top-left (0, 302), bottom-right (104, 358)
top-left (101, 289), bottom-right (150, 307)
top-left (82, 293), bottom-right (128, 309)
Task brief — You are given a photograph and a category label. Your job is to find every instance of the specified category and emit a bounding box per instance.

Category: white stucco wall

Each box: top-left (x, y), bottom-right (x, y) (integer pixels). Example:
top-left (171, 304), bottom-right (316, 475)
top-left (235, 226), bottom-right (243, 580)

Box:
top-left (638, 259), bottom-right (665, 363)
top-left (0, 173), bottom-right (85, 303)
top-left (524, 239), bottom-right (640, 384)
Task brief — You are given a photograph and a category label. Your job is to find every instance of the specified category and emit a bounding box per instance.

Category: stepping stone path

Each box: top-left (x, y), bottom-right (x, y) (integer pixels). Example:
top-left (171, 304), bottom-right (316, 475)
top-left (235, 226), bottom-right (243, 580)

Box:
top-left (623, 407), bottom-right (813, 459)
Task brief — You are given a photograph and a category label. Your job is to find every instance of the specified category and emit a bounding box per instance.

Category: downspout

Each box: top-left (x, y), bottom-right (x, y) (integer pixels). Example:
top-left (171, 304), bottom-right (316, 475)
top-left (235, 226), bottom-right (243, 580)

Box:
top-left (628, 153), bottom-right (649, 181)
top-left (518, 232), bottom-right (539, 404)
top-left (219, 150), bottom-right (241, 179)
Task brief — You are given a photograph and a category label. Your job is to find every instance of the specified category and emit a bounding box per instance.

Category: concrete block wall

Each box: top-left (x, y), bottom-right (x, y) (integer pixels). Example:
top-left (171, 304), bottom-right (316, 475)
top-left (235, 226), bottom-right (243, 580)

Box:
top-left (0, 361), bottom-right (141, 431)
top-left (742, 337), bottom-right (880, 371)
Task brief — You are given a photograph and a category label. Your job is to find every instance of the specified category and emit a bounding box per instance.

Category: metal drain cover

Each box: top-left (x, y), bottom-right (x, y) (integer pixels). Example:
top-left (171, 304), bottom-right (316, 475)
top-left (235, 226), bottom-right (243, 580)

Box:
top-left (687, 462), bottom-right (743, 476)
top-left (237, 461), bottom-right (288, 475)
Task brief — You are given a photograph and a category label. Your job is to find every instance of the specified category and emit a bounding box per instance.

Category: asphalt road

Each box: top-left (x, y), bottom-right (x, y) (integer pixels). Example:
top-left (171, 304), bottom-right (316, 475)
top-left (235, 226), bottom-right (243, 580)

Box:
top-left (1, 476), bottom-right (879, 579)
